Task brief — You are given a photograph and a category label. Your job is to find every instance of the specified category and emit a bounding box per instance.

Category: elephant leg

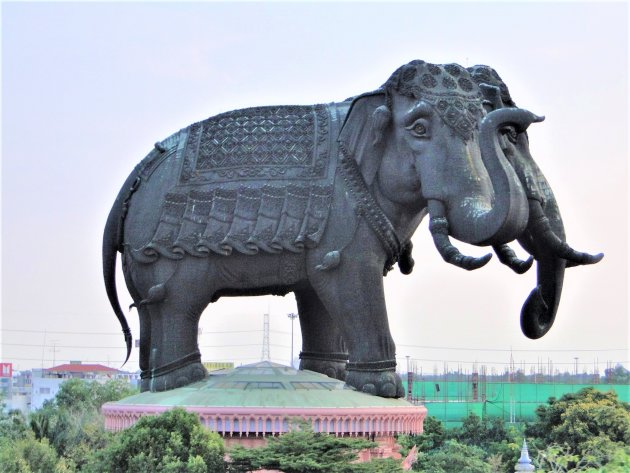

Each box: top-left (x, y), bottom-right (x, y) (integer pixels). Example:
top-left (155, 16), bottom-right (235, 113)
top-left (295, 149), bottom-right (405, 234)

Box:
top-left (295, 285), bottom-right (348, 381)
top-left (143, 294), bottom-right (208, 392)
top-left (308, 255), bottom-right (404, 398)
top-left (137, 306), bottom-right (152, 392)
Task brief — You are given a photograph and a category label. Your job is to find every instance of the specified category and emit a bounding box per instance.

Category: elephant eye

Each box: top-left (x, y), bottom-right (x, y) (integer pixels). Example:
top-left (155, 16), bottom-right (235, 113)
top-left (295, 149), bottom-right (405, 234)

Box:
top-left (406, 119), bottom-right (429, 138)
top-left (502, 125), bottom-right (518, 144)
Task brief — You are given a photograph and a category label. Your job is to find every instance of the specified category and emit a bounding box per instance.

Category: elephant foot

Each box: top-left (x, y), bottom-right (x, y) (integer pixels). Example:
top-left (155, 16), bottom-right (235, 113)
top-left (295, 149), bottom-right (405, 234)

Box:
top-left (142, 352), bottom-right (208, 392)
top-left (299, 351), bottom-right (348, 381)
top-left (345, 362), bottom-right (404, 398)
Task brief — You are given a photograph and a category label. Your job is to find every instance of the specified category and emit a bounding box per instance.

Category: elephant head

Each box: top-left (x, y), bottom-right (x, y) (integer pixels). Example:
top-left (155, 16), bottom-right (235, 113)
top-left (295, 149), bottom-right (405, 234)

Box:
top-left (467, 65), bottom-right (603, 339)
top-left (338, 60), bottom-right (602, 339)
top-left (339, 60), bottom-right (541, 270)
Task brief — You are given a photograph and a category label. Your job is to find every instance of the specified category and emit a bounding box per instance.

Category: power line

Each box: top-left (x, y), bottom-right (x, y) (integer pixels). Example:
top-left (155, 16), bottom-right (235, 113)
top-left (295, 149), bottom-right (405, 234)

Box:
top-left (397, 344), bottom-right (627, 352)
top-left (398, 356), bottom-right (629, 366)
top-left (1, 328), bottom-right (266, 336)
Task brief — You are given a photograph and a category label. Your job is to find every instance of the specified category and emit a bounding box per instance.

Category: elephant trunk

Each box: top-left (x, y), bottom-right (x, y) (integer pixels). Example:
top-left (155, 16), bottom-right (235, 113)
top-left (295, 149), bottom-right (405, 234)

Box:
top-left (518, 198), bottom-right (567, 339)
top-left (446, 108), bottom-right (541, 246)
top-left (502, 133), bottom-right (603, 338)
top-left (519, 198), bottom-right (603, 338)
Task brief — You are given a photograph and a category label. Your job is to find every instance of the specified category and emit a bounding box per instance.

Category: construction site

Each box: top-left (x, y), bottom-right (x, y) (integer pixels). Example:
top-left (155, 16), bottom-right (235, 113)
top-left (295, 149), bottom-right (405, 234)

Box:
top-left (401, 362), bottom-right (630, 427)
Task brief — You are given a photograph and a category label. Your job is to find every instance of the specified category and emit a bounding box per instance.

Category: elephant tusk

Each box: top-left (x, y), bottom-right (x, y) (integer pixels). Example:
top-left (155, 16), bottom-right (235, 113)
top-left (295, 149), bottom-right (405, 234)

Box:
top-left (493, 244), bottom-right (534, 274)
top-left (428, 200), bottom-right (492, 271)
top-left (528, 200), bottom-right (604, 266)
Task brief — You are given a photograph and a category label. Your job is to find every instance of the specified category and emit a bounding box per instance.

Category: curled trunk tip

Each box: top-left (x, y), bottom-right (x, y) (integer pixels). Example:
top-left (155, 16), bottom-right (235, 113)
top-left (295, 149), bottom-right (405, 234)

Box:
top-left (521, 286), bottom-right (552, 339)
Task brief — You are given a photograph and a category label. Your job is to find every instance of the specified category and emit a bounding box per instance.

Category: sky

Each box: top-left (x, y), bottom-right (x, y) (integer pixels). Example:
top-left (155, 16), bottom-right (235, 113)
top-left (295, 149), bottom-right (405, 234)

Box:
top-left (1, 1), bottom-right (628, 378)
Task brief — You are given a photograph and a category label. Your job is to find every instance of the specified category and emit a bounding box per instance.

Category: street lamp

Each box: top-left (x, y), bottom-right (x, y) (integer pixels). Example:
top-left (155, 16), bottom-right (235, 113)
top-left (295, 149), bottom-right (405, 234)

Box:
top-left (287, 313), bottom-right (298, 368)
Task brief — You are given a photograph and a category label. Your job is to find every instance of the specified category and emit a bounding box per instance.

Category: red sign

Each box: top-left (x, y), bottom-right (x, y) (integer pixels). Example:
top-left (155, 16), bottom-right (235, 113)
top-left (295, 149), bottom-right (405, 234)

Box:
top-left (0, 363), bottom-right (12, 378)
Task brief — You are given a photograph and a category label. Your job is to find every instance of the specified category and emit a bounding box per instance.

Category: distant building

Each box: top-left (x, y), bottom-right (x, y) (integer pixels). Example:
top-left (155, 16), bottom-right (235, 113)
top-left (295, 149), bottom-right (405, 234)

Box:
top-left (44, 362), bottom-right (122, 380)
top-left (203, 361), bottom-right (234, 372)
top-left (31, 377), bottom-right (64, 410)
top-left (0, 363), bottom-right (13, 399)
top-left (3, 362), bottom-right (140, 412)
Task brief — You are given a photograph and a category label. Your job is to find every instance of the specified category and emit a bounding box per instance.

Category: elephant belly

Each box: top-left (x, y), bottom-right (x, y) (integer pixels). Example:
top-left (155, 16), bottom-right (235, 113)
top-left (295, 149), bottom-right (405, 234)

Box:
top-left (210, 252), bottom-right (307, 298)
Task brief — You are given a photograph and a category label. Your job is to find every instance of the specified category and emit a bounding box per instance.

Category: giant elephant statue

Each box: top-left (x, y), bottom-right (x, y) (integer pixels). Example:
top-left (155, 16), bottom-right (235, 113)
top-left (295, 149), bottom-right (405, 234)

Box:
top-left (103, 60), bottom-right (602, 396)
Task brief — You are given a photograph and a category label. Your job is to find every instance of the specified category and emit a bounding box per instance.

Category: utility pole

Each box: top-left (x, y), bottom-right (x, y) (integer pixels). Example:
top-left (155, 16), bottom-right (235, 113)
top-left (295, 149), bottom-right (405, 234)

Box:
top-left (49, 339), bottom-right (60, 368)
top-left (262, 313), bottom-right (270, 361)
top-left (406, 355), bottom-right (412, 402)
top-left (287, 313), bottom-right (298, 368)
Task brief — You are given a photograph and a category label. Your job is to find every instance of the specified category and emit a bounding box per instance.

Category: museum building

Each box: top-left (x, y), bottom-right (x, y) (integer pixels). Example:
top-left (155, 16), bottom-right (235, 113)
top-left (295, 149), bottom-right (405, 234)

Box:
top-left (102, 361), bottom-right (427, 460)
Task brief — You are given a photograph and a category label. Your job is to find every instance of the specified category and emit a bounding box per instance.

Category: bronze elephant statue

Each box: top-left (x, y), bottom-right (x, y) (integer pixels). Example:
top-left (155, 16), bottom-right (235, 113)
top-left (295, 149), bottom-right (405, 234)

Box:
top-left (103, 60), bottom-right (602, 396)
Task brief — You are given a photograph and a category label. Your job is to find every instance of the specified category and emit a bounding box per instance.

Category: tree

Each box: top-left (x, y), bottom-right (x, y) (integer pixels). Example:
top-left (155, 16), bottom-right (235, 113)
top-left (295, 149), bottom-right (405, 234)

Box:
top-left (227, 424), bottom-right (392, 473)
top-left (603, 364), bottom-right (630, 384)
top-left (84, 407), bottom-right (225, 473)
top-left (456, 412), bottom-right (487, 447)
top-left (412, 439), bottom-right (491, 473)
top-left (28, 378), bottom-right (137, 467)
top-left (525, 387), bottom-right (630, 468)
top-left (398, 416), bottom-right (445, 454)
top-left (0, 433), bottom-right (75, 473)
top-left (53, 378), bottom-right (136, 412)
top-left (0, 408), bottom-right (30, 442)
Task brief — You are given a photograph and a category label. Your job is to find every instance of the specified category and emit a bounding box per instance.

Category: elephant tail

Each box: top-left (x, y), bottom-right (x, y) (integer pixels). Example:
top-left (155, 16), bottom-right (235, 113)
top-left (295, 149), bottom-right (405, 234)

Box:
top-left (103, 168), bottom-right (142, 366)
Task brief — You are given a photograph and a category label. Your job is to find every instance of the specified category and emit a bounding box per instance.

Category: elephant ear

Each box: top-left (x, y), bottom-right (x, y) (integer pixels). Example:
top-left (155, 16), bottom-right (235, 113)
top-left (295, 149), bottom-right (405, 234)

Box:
top-left (338, 92), bottom-right (387, 186)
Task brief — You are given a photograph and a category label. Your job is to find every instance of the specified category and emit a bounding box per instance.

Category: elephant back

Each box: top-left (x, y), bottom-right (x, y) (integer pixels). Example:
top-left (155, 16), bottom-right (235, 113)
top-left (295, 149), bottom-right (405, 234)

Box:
top-left (128, 103), bottom-right (347, 262)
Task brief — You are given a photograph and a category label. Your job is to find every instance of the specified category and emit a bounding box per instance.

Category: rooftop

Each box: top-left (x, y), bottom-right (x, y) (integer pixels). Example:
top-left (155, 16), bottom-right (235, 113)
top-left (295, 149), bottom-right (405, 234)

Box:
top-left (110, 361), bottom-right (414, 409)
top-left (45, 363), bottom-right (119, 373)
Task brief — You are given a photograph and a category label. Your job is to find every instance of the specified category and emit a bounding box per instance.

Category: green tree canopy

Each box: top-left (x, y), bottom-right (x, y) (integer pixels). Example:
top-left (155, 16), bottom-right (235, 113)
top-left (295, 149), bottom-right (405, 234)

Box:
top-left (53, 378), bottom-right (136, 412)
top-left (0, 434), bottom-right (74, 473)
top-left (84, 407), bottom-right (224, 473)
top-left (525, 387), bottom-right (630, 469)
top-left (604, 364), bottom-right (630, 384)
top-left (398, 415), bottom-right (445, 454)
top-left (227, 423), bottom-right (397, 473)
top-left (412, 439), bottom-right (491, 473)
top-left (29, 378), bottom-right (137, 466)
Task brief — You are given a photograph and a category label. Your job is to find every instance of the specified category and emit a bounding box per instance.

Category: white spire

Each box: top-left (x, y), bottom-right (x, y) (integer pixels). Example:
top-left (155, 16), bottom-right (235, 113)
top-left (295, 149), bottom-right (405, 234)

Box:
top-left (515, 439), bottom-right (535, 472)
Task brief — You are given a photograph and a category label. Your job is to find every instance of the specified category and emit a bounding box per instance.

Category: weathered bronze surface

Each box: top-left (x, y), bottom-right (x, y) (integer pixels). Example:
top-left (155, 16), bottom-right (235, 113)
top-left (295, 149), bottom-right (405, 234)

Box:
top-left (103, 60), bottom-right (602, 396)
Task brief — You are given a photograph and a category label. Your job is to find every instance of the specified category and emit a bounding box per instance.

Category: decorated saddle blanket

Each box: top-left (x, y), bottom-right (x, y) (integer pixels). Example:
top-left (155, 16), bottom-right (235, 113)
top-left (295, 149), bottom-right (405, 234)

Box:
top-left (135, 104), bottom-right (341, 261)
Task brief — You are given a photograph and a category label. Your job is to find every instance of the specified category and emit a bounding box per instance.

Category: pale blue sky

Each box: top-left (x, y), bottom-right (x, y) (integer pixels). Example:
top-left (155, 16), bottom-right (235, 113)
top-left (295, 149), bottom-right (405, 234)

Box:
top-left (2, 1), bottom-right (627, 376)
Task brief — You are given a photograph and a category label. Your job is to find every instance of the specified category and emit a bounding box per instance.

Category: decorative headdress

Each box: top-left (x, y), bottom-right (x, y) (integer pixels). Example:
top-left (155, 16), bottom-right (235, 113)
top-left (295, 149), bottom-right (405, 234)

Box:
top-left (381, 60), bottom-right (485, 140)
top-left (467, 64), bottom-right (515, 108)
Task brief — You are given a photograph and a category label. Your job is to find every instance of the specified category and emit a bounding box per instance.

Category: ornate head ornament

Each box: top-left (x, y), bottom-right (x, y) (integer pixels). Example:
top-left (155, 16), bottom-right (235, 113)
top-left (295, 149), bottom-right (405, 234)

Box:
top-left (467, 64), bottom-right (515, 108)
top-left (381, 60), bottom-right (485, 141)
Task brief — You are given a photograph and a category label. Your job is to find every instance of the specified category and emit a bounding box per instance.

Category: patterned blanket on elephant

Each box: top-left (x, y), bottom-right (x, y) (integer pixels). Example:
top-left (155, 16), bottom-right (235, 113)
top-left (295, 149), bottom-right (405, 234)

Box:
top-left (135, 104), bottom-right (338, 260)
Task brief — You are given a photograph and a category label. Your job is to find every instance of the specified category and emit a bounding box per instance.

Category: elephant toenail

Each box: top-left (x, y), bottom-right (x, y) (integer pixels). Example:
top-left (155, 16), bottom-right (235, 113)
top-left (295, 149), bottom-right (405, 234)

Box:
top-left (362, 383), bottom-right (376, 395)
top-left (380, 382), bottom-right (396, 397)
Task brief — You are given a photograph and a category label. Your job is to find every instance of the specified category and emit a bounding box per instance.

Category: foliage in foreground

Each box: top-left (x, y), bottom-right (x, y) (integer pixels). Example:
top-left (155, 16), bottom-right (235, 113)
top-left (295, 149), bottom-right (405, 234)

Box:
top-left (84, 407), bottom-right (225, 473)
top-left (28, 378), bottom-right (137, 469)
top-left (0, 429), bottom-right (75, 473)
top-left (2, 382), bottom-right (630, 472)
top-left (398, 387), bottom-right (630, 472)
top-left (534, 442), bottom-right (630, 472)
top-left (525, 387), bottom-right (630, 470)
top-left (398, 413), bottom-right (522, 473)
top-left (0, 378), bottom-right (136, 473)
top-left (227, 424), bottom-right (401, 473)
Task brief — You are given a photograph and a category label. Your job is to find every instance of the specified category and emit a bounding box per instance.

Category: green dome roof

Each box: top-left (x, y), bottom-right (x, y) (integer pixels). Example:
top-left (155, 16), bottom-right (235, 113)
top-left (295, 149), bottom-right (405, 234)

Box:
top-left (111, 361), bottom-right (414, 409)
